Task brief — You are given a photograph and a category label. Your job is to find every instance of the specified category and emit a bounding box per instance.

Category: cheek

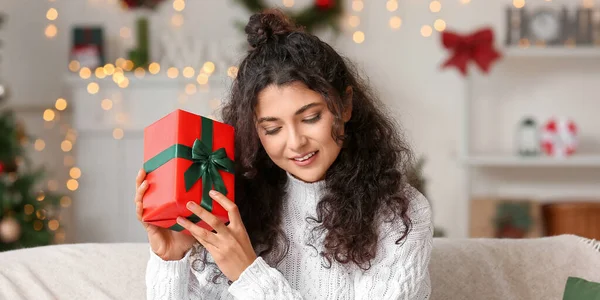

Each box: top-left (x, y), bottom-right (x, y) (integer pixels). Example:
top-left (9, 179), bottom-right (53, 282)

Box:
top-left (316, 115), bottom-right (340, 145)
top-left (315, 126), bottom-right (334, 145)
top-left (258, 134), bottom-right (286, 160)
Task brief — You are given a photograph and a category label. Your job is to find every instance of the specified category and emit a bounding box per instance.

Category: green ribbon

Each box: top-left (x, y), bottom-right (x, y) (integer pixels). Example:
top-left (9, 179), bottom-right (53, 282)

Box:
top-left (143, 117), bottom-right (234, 231)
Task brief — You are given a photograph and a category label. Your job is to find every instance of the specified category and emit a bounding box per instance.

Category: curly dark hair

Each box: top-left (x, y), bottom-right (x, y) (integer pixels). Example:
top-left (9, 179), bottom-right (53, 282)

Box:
top-left (195, 8), bottom-right (415, 282)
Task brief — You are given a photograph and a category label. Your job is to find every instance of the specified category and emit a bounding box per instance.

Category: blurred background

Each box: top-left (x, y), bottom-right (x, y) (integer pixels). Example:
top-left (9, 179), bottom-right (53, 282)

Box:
top-left (0, 0), bottom-right (599, 250)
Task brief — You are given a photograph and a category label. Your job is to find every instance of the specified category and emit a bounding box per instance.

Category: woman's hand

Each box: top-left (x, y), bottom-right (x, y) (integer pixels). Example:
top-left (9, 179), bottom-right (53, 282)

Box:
top-left (135, 168), bottom-right (197, 261)
top-left (175, 190), bottom-right (257, 282)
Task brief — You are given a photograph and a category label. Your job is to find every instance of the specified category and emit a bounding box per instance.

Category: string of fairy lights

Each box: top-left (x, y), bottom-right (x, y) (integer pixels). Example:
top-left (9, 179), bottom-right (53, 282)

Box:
top-left (350, 0), bottom-right (365, 43)
top-left (161, 0), bottom-right (232, 118)
top-left (44, 2), bottom-right (58, 39)
top-left (357, 0), bottom-right (452, 42)
top-left (10, 0), bottom-right (71, 243)
top-left (387, 0), bottom-right (402, 30)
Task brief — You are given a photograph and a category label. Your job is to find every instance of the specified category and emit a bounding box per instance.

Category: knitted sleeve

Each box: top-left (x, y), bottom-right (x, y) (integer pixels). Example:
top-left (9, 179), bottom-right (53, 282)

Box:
top-left (145, 245), bottom-right (231, 299)
top-left (353, 188), bottom-right (433, 299)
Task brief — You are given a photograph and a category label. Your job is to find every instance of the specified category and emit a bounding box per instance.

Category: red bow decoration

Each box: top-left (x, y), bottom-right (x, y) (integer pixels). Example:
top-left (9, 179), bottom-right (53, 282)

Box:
top-left (441, 27), bottom-right (502, 76)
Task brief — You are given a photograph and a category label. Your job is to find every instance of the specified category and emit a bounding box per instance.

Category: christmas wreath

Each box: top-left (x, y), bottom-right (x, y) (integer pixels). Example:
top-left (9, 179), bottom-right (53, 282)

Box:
top-left (234, 0), bottom-right (343, 34)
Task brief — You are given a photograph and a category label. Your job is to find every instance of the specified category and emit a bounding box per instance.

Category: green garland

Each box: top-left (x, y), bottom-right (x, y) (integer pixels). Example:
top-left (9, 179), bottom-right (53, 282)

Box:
top-left (234, 0), bottom-right (344, 34)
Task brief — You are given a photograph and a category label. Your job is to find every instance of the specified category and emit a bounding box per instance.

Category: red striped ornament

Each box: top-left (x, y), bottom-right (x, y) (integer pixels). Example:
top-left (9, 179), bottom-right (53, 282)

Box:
top-left (541, 117), bottom-right (578, 158)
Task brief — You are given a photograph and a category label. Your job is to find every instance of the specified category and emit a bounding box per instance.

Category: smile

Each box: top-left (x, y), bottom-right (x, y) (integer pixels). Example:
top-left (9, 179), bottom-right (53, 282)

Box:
top-left (294, 151), bottom-right (317, 161)
top-left (293, 151), bottom-right (317, 162)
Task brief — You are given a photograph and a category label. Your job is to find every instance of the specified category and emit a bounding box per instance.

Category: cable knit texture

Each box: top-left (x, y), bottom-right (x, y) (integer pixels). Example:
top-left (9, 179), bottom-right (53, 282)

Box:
top-left (146, 173), bottom-right (433, 299)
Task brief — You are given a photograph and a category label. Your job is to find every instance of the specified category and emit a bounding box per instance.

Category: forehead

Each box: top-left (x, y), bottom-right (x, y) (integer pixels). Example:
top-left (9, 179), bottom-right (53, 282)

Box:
top-left (255, 82), bottom-right (324, 116)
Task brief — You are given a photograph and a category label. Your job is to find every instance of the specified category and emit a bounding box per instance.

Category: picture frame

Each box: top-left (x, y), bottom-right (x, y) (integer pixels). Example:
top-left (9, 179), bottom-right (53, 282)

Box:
top-left (70, 26), bottom-right (105, 70)
top-left (505, 7), bottom-right (527, 46)
top-left (505, 6), bottom-right (599, 47)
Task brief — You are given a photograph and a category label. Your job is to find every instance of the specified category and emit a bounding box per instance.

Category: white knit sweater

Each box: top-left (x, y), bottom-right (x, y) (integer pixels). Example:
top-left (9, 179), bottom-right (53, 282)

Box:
top-left (146, 173), bottom-right (433, 299)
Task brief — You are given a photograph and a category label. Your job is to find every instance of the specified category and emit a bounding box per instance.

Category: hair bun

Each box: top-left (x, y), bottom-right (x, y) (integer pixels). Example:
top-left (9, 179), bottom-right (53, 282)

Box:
top-left (245, 9), bottom-right (298, 48)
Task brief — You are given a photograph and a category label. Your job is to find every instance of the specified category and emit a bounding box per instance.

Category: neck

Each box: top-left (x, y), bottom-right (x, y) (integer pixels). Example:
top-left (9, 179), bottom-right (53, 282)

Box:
top-left (286, 172), bottom-right (326, 192)
top-left (284, 172), bottom-right (325, 217)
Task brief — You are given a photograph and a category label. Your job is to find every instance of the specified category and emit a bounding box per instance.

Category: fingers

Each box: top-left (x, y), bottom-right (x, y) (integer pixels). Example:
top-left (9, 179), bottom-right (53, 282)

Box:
top-left (136, 168), bottom-right (146, 189)
top-left (135, 168), bottom-right (149, 229)
top-left (208, 190), bottom-right (242, 226)
top-left (135, 180), bottom-right (149, 224)
top-left (200, 239), bottom-right (220, 256)
top-left (185, 201), bottom-right (228, 235)
top-left (135, 180), bottom-right (149, 207)
top-left (136, 203), bottom-right (149, 230)
top-left (176, 217), bottom-right (219, 249)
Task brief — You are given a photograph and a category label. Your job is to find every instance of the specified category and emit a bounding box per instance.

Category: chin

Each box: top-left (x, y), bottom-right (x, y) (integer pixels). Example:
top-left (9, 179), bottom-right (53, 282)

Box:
top-left (289, 169), bottom-right (325, 183)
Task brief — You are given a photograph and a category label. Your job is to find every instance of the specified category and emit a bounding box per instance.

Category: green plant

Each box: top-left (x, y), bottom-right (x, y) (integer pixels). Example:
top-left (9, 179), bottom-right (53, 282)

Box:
top-left (494, 201), bottom-right (533, 232)
top-left (0, 110), bottom-right (65, 251)
top-left (406, 156), bottom-right (446, 237)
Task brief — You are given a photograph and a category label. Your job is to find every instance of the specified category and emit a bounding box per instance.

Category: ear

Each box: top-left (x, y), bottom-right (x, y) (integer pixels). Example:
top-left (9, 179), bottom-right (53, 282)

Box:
top-left (343, 86), bottom-right (353, 122)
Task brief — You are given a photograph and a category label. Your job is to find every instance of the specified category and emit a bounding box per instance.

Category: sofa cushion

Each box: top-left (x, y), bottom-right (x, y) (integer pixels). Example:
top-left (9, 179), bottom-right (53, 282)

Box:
top-left (563, 277), bottom-right (600, 300)
top-left (0, 243), bottom-right (149, 300)
top-left (430, 234), bottom-right (600, 300)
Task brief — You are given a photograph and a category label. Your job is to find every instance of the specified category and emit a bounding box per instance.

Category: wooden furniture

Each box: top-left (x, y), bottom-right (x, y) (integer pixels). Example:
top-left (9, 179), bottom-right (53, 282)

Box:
top-left (543, 201), bottom-right (600, 240)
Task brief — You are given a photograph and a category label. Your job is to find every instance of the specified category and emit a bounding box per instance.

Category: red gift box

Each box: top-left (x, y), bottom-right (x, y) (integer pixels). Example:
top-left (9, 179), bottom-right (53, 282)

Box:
top-left (142, 109), bottom-right (235, 235)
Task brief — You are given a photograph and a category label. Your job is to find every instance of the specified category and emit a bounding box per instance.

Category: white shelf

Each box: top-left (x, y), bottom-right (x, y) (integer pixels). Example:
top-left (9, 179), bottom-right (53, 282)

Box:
top-left (465, 155), bottom-right (600, 167)
top-left (504, 47), bottom-right (600, 58)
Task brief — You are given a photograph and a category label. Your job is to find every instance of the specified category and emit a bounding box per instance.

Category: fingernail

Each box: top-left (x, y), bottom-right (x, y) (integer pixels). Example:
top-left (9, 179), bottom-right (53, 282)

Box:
top-left (141, 181), bottom-right (147, 188)
top-left (186, 201), bottom-right (196, 209)
top-left (177, 217), bottom-right (185, 224)
top-left (209, 190), bottom-right (218, 196)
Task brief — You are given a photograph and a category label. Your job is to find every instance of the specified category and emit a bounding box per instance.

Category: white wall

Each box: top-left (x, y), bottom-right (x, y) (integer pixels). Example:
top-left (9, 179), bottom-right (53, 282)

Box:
top-left (2, 0), bottom-right (600, 240)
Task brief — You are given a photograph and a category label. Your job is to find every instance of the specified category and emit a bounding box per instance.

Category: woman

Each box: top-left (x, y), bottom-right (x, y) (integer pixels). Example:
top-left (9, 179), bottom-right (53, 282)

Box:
top-left (135, 9), bottom-right (433, 300)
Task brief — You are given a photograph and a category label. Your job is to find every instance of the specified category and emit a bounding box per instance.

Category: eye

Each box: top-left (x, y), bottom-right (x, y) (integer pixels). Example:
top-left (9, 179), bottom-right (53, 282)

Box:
top-left (303, 113), bottom-right (321, 124)
top-left (264, 127), bottom-right (281, 135)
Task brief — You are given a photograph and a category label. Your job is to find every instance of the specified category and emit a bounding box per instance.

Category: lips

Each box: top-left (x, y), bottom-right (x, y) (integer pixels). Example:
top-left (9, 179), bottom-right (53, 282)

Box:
top-left (291, 151), bottom-right (318, 162)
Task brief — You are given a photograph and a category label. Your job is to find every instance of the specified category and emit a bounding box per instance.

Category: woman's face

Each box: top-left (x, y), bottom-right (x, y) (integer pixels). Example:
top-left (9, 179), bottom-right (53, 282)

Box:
top-left (255, 82), bottom-right (351, 183)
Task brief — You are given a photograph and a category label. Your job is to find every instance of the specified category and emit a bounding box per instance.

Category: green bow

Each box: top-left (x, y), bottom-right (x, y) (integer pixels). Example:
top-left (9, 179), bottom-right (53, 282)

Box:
top-left (183, 139), bottom-right (234, 212)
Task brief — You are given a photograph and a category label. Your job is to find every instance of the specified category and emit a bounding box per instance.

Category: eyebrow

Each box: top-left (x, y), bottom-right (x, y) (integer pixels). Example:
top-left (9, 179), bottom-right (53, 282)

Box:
top-left (257, 102), bottom-right (322, 124)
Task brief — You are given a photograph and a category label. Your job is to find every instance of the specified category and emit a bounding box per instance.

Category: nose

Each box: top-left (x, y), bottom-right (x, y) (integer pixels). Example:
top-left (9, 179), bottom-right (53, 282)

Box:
top-left (287, 126), bottom-right (308, 152)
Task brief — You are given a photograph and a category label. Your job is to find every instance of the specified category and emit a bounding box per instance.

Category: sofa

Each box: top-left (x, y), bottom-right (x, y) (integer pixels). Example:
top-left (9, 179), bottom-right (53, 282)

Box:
top-left (0, 234), bottom-right (599, 300)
